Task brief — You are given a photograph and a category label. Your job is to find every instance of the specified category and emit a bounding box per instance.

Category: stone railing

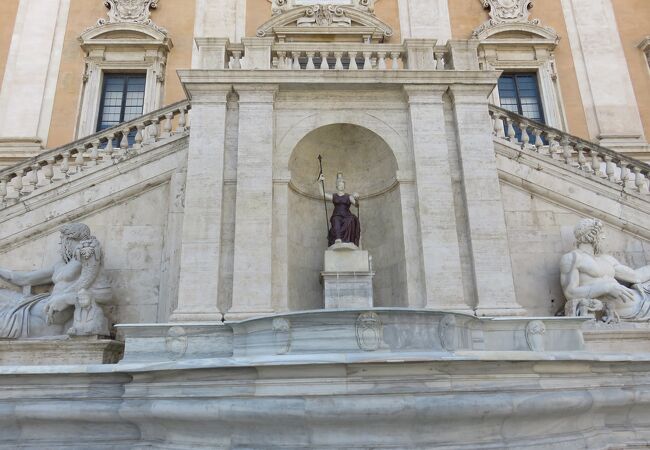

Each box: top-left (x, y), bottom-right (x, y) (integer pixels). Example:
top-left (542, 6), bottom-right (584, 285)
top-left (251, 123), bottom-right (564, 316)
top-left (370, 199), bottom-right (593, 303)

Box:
top-left (270, 43), bottom-right (414, 70)
top-left (489, 105), bottom-right (650, 196)
top-left (205, 38), bottom-right (469, 71)
top-left (0, 100), bottom-right (191, 207)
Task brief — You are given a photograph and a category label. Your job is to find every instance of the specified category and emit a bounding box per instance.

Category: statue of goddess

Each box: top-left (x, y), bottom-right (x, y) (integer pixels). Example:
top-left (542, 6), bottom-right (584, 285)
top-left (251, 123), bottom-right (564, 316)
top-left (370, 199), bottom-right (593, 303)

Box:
top-left (318, 172), bottom-right (361, 247)
top-left (560, 218), bottom-right (650, 321)
top-left (0, 223), bottom-right (112, 338)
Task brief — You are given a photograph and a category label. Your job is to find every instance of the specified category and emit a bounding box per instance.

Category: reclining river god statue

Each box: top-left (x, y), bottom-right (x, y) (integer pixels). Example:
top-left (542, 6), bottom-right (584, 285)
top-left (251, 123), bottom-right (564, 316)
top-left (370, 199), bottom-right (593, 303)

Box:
top-left (0, 223), bottom-right (112, 338)
top-left (560, 218), bottom-right (650, 322)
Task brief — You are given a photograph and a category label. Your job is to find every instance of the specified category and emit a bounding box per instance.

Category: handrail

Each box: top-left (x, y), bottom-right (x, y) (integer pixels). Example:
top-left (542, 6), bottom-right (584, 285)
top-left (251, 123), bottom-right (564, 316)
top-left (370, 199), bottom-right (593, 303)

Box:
top-left (0, 100), bottom-right (191, 207)
top-left (489, 104), bottom-right (650, 196)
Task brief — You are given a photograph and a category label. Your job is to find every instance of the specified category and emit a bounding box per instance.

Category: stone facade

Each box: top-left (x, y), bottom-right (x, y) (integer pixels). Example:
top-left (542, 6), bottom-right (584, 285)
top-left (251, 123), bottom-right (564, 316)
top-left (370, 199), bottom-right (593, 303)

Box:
top-left (0, 0), bottom-right (649, 448)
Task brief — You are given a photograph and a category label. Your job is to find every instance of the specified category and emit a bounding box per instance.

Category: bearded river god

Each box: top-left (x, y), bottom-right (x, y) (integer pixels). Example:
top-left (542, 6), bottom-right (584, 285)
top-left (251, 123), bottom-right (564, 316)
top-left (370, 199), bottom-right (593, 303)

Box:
top-left (560, 218), bottom-right (650, 321)
top-left (0, 223), bottom-right (112, 338)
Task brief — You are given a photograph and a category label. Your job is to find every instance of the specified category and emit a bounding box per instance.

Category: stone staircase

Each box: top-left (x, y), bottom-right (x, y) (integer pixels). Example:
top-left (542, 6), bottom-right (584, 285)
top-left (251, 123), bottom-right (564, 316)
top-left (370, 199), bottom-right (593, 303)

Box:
top-left (0, 100), bottom-right (191, 209)
top-left (489, 104), bottom-right (650, 197)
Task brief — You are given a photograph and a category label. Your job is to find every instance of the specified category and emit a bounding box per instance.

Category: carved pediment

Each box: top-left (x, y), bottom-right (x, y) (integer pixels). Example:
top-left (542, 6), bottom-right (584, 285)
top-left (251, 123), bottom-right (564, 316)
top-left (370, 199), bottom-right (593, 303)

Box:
top-left (473, 0), bottom-right (557, 43)
top-left (86, 0), bottom-right (166, 34)
top-left (257, 4), bottom-right (392, 42)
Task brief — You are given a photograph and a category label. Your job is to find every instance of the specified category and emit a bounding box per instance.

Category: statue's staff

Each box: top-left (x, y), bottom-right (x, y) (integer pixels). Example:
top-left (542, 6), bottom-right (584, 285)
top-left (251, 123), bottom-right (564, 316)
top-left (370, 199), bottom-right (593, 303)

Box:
top-left (317, 155), bottom-right (329, 235)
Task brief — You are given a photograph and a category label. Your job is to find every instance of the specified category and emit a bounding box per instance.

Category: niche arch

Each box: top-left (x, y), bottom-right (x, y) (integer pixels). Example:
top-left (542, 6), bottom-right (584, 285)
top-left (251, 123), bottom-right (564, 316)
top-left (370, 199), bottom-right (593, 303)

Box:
top-left (285, 123), bottom-right (407, 310)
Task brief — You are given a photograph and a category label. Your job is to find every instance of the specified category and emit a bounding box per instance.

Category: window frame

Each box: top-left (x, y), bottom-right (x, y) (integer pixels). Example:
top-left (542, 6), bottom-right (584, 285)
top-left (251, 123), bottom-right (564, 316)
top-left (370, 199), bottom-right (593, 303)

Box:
top-left (497, 72), bottom-right (546, 124)
top-left (77, 23), bottom-right (172, 139)
top-left (96, 72), bottom-right (147, 133)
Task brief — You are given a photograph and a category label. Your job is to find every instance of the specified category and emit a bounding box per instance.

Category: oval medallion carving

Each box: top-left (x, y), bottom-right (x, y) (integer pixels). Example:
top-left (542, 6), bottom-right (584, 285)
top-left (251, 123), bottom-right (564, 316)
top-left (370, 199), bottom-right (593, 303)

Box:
top-left (272, 317), bottom-right (292, 355)
top-left (165, 326), bottom-right (188, 359)
top-left (355, 312), bottom-right (382, 351)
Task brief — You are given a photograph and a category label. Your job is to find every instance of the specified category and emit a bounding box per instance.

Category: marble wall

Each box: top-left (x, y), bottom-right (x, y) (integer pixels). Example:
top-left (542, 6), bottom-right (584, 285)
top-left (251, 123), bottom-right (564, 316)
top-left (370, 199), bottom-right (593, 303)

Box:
top-left (0, 184), bottom-right (172, 325)
top-left (501, 181), bottom-right (650, 316)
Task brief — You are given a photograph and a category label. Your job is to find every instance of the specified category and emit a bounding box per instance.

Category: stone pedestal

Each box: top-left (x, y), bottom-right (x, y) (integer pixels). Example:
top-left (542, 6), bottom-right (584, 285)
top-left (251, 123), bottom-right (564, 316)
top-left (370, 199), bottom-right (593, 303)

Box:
top-left (0, 336), bottom-right (123, 365)
top-left (321, 243), bottom-right (374, 309)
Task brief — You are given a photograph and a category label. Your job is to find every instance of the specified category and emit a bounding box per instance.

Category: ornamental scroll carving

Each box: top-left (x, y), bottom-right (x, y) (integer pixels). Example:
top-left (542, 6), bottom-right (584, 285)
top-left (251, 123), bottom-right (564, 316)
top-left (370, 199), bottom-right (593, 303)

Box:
top-left (96, 0), bottom-right (166, 33)
top-left (270, 0), bottom-right (375, 17)
top-left (474, 0), bottom-right (540, 37)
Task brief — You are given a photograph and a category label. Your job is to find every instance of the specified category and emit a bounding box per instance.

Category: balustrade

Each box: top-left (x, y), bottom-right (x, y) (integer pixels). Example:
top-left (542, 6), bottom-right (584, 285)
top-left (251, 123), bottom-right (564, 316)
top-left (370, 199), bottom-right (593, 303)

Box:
top-left (0, 101), bottom-right (191, 208)
top-left (489, 105), bottom-right (650, 196)
top-left (224, 41), bottom-right (451, 71)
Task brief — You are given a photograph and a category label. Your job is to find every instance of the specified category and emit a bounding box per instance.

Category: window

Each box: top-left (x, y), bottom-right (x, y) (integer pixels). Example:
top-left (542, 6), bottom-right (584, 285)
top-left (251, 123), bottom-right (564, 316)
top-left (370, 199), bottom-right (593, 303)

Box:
top-left (498, 73), bottom-right (545, 124)
top-left (96, 73), bottom-right (146, 132)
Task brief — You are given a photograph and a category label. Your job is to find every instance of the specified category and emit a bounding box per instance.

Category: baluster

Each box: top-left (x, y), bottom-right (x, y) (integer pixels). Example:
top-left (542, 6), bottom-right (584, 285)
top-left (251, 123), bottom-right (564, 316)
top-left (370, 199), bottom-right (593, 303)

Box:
top-left (177, 107), bottom-right (187, 132)
top-left (74, 148), bottom-right (85, 173)
top-left (349, 51), bottom-right (359, 70)
top-left (231, 51), bottom-right (242, 69)
top-left (291, 52), bottom-right (301, 70)
top-left (561, 139), bottom-right (574, 165)
top-left (319, 51), bottom-right (330, 69)
top-left (0, 176), bottom-right (7, 206)
top-left (603, 155), bottom-right (617, 183)
top-left (20, 169), bottom-right (32, 195)
top-left (520, 122), bottom-right (530, 148)
top-left (590, 150), bottom-right (603, 177)
top-left (362, 51), bottom-right (372, 70)
top-left (60, 151), bottom-right (71, 178)
top-left (103, 134), bottom-right (115, 161)
top-left (150, 119), bottom-right (160, 142)
top-left (162, 112), bottom-right (173, 138)
top-left (134, 124), bottom-right (144, 149)
top-left (533, 128), bottom-right (543, 153)
top-left (277, 51), bottom-right (287, 69)
top-left (435, 52), bottom-right (445, 70)
top-left (639, 172), bottom-right (650, 194)
top-left (546, 134), bottom-right (560, 159)
top-left (28, 164), bottom-right (39, 191)
top-left (505, 117), bottom-right (516, 142)
top-left (492, 112), bottom-right (505, 138)
top-left (306, 52), bottom-right (315, 70)
top-left (119, 128), bottom-right (129, 157)
top-left (43, 158), bottom-right (54, 183)
top-left (633, 167), bottom-right (644, 193)
top-left (377, 52), bottom-right (387, 70)
top-left (390, 52), bottom-right (400, 70)
top-left (89, 142), bottom-right (99, 166)
top-left (12, 171), bottom-right (24, 198)
top-left (576, 145), bottom-right (587, 171)
top-left (621, 164), bottom-right (633, 189)
top-left (333, 52), bottom-right (343, 70)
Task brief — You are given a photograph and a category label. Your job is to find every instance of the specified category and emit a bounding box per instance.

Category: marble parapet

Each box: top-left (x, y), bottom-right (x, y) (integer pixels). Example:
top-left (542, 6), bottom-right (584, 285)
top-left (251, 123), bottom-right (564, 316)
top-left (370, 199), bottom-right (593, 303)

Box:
top-left (117, 309), bottom-right (588, 362)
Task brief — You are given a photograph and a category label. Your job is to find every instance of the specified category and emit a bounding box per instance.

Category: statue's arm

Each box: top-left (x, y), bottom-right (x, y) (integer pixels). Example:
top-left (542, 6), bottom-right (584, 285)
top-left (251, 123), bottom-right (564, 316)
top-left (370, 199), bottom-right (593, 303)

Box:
top-left (611, 256), bottom-right (650, 284)
top-left (317, 174), bottom-right (333, 201)
top-left (0, 266), bottom-right (54, 287)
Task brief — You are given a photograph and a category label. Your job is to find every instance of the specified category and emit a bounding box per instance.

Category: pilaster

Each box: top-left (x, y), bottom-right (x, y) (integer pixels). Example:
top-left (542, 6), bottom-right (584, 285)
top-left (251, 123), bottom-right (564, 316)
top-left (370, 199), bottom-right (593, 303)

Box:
top-left (404, 85), bottom-right (468, 312)
top-left (171, 87), bottom-right (232, 322)
top-left (449, 85), bottom-right (524, 316)
top-left (560, 0), bottom-right (647, 154)
top-left (226, 85), bottom-right (279, 321)
top-left (0, 0), bottom-right (70, 160)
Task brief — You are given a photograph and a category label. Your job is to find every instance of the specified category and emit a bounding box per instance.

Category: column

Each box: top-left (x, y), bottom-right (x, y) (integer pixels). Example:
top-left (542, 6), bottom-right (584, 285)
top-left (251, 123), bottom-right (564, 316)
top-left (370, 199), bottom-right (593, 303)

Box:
top-left (560, 0), bottom-right (647, 153)
top-left (226, 85), bottom-right (278, 321)
top-left (398, 0), bottom-right (452, 44)
top-left (171, 87), bottom-right (231, 322)
top-left (0, 0), bottom-right (70, 160)
top-left (449, 84), bottom-right (524, 316)
top-left (404, 85), bottom-right (468, 312)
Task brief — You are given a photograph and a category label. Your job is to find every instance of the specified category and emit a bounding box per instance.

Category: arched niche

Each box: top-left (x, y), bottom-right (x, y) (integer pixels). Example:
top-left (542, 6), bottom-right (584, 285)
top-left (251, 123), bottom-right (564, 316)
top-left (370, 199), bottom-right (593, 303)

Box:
top-left (286, 124), bottom-right (407, 310)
